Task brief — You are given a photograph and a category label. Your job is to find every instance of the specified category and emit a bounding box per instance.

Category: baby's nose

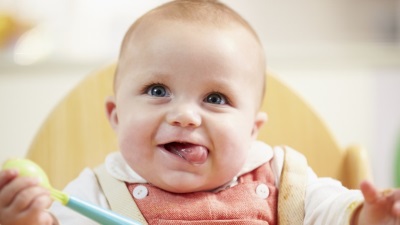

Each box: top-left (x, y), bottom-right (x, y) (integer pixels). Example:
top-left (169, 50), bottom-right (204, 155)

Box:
top-left (166, 106), bottom-right (201, 128)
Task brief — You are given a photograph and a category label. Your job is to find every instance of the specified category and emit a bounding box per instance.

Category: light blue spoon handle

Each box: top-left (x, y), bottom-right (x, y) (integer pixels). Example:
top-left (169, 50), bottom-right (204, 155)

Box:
top-left (66, 196), bottom-right (142, 225)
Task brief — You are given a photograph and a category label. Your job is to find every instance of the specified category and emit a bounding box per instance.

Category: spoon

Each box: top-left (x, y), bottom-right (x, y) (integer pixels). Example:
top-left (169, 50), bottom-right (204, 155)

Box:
top-left (2, 158), bottom-right (142, 225)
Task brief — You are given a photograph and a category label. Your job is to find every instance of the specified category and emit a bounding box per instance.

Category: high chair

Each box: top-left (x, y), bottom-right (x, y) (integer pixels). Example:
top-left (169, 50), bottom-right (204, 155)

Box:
top-left (26, 64), bottom-right (371, 190)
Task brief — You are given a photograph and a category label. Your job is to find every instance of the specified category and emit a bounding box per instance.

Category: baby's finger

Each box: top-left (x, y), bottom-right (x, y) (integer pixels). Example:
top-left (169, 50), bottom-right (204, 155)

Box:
top-left (385, 190), bottom-right (400, 217)
top-left (0, 176), bottom-right (38, 208)
top-left (11, 186), bottom-right (49, 212)
top-left (360, 180), bottom-right (379, 203)
top-left (392, 201), bottom-right (400, 217)
top-left (0, 169), bottom-right (18, 190)
top-left (27, 193), bottom-right (53, 214)
top-left (17, 194), bottom-right (54, 225)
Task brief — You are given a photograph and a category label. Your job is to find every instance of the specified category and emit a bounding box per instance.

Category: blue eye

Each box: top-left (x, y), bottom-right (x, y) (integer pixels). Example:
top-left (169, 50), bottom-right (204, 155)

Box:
top-left (147, 85), bottom-right (169, 97)
top-left (205, 93), bottom-right (227, 105)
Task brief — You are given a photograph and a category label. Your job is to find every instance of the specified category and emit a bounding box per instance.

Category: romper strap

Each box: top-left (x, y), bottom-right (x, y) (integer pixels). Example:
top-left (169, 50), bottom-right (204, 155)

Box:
top-left (94, 164), bottom-right (148, 225)
top-left (278, 146), bottom-right (308, 225)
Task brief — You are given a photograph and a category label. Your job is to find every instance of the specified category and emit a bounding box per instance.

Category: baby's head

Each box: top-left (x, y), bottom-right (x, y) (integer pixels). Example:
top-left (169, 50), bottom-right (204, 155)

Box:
top-left (106, 0), bottom-right (268, 193)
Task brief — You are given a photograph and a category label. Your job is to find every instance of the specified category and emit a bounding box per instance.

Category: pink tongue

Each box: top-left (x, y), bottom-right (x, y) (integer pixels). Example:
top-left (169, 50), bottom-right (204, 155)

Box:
top-left (166, 143), bottom-right (208, 164)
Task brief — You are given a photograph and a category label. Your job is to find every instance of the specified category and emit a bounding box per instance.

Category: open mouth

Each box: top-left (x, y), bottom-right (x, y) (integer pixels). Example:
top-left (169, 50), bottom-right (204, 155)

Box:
top-left (163, 142), bottom-right (209, 165)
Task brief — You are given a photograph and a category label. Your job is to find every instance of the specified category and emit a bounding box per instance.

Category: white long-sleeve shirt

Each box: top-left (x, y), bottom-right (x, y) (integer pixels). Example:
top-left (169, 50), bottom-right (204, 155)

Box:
top-left (50, 141), bottom-right (364, 224)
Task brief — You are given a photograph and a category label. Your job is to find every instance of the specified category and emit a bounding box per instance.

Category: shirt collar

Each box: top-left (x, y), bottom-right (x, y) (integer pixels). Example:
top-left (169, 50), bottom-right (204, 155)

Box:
top-left (105, 140), bottom-right (273, 185)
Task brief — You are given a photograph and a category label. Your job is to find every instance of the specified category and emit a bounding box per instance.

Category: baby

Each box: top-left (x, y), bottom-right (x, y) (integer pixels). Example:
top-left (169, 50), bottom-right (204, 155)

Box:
top-left (1, 0), bottom-right (400, 224)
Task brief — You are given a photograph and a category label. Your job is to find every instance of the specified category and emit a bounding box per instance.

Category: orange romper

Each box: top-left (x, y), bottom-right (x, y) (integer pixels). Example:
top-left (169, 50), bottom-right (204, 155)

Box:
top-left (126, 162), bottom-right (278, 225)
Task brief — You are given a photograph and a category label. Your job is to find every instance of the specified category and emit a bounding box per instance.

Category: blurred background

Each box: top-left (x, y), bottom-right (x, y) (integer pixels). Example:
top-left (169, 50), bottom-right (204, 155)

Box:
top-left (0, 0), bottom-right (399, 188)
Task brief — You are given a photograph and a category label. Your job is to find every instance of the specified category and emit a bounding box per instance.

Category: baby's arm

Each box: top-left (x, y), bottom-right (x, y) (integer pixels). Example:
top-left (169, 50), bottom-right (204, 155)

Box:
top-left (351, 180), bottom-right (400, 225)
top-left (0, 169), bottom-right (55, 225)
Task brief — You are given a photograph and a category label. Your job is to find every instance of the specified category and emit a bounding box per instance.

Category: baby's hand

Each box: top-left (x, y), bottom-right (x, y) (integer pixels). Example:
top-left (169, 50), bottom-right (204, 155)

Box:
top-left (353, 180), bottom-right (400, 225)
top-left (0, 169), bottom-right (54, 225)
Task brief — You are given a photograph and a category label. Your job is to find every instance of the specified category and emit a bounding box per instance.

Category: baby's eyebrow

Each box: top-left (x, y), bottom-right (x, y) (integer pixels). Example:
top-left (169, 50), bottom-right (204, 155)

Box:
top-left (145, 70), bottom-right (168, 76)
top-left (204, 80), bottom-right (239, 97)
top-left (205, 76), bottom-right (239, 90)
top-left (137, 71), bottom-right (173, 82)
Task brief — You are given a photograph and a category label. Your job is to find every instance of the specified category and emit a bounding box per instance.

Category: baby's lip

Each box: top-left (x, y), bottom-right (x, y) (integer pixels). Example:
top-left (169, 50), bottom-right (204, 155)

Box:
top-left (161, 142), bottom-right (209, 165)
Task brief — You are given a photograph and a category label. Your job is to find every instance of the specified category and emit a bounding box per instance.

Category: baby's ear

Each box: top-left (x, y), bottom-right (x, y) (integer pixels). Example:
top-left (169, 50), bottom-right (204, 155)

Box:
top-left (251, 112), bottom-right (267, 139)
top-left (105, 96), bottom-right (119, 130)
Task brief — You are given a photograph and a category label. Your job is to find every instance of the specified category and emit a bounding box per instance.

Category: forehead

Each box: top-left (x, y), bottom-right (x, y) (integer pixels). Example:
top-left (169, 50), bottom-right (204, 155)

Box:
top-left (127, 20), bottom-right (257, 60)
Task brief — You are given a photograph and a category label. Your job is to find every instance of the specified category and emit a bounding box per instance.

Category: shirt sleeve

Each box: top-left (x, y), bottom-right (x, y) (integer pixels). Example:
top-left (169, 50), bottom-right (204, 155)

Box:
top-left (270, 146), bottom-right (364, 225)
top-left (49, 168), bottom-right (110, 225)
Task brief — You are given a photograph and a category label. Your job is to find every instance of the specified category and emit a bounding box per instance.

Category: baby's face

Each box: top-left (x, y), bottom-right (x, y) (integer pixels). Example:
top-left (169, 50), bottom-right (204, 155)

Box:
top-left (107, 20), bottom-right (266, 193)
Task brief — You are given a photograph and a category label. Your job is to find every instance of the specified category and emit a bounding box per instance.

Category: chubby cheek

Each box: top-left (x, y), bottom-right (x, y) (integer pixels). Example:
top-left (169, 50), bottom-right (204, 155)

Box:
top-left (210, 120), bottom-right (253, 180)
top-left (118, 125), bottom-right (157, 179)
top-left (217, 136), bottom-right (249, 165)
top-left (116, 112), bottom-right (156, 163)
